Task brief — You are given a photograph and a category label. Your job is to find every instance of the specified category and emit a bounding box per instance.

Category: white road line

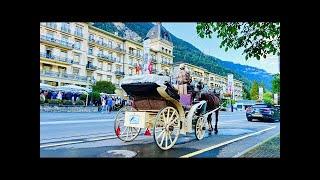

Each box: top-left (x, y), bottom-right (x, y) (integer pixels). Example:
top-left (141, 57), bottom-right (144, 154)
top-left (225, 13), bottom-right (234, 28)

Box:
top-left (219, 115), bottom-right (241, 117)
top-left (40, 140), bottom-right (84, 148)
top-left (40, 119), bottom-right (114, 125)
top-left (233, 132), bottom-right (280, 158)
top-left (40, 129), bottom-right (162, 148)
top-left (180, 125), bottom-right (276, 158)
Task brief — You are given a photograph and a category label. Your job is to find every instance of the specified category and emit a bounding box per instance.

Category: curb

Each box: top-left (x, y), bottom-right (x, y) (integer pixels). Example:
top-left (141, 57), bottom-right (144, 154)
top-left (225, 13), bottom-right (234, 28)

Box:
top-left (233, 132), bottom-right (280, 158)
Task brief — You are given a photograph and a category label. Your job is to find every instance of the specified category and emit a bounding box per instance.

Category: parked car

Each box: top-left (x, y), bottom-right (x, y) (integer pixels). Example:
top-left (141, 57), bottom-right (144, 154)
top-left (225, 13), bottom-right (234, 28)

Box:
top-left (246, 103), bottom-right (280, 122)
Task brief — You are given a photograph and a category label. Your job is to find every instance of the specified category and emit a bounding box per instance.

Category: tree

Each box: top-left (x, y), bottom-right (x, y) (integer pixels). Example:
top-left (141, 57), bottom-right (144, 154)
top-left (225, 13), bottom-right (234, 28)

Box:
top-left (196, 22), bottom-right (280, 60)
top-left (272, 73), bottom-right (280, 94)
top-left (243, 87), bottom-right (251, 100)
top-left (263, 91), bottom-right (274, 105)
top-left (250, 81), bottom-right (259, 100)
top-left (90, 91), bottom-right (101, 102)
top-left (92, 81), bottom-right (116, 94)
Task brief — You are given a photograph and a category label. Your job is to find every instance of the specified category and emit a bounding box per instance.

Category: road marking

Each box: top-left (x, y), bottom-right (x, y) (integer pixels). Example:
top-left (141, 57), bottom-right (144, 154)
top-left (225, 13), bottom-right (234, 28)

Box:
top-left (233, 132), bottom-right (280, 158)
top-left (40, 119), bottom-right (115, 125)
top-left (40, 129), bottom-right (162, 148)
top-left (40, 140), bottom-right (84, 148)
top-left (219, 115), bottom-right (241, 117)
top-left (180, 125), bottom-right (276, 158)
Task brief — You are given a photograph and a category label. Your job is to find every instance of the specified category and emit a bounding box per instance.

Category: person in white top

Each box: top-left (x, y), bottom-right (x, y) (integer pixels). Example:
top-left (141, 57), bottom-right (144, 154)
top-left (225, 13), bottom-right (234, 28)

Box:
top-left (57, 91), bottom-right (62, 100)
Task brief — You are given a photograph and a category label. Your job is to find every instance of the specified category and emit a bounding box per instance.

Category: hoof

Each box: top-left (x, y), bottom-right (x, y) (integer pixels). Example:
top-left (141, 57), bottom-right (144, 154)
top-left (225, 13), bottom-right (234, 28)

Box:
top-left (214, 129), bottom-right (218, 134)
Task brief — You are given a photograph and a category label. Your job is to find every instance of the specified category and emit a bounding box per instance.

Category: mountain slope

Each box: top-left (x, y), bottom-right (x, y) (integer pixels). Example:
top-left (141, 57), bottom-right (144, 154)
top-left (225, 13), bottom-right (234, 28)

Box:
top-left (92, 22), bottom-right (273, 90)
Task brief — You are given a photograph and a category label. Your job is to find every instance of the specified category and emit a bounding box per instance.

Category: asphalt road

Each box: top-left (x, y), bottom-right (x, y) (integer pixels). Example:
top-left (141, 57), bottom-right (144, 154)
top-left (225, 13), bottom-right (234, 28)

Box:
top-left (40, 110), bottom-right (280, 158)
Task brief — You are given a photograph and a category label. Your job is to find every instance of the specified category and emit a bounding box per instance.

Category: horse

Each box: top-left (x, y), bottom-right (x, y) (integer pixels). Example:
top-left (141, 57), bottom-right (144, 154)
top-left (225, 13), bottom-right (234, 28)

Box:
top-left (193, 84), bottom-right (221, 134)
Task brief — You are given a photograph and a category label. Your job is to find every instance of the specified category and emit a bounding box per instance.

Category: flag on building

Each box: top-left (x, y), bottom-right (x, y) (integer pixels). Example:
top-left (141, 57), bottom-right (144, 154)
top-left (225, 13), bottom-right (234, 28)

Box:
top-left (227, 74), bottom-right (234, 99)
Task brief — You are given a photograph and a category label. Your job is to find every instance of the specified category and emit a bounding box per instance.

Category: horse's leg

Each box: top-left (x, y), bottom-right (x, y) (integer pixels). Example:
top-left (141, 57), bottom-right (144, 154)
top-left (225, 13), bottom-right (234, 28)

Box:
top-left (214, 110), bottom-right (219, 134)
top-left (207, 113), bottom-right (213, 135)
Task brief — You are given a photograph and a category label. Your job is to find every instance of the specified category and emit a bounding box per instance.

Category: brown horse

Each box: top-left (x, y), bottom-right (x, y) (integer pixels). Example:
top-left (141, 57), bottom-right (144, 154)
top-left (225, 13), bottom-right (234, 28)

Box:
top-left (199, 91), bottom-right (221, 134)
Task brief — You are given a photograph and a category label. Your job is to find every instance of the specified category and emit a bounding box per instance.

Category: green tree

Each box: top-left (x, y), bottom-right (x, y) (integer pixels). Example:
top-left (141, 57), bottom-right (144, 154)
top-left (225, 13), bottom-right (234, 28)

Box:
top-left (272, 73), bottom-right (280, 94)
top-left (243, 87), bottom-right (251, 100)
top-left (196, 22), bottom-right (280, 60)
top-left (92, 81), bottom-right (116, 94)
top-left (263, 91), bottom-right (274, 105)
top-left (89, 91), bottom-right (101, 103)
top-left (250, 81), bottom-right (259, 100)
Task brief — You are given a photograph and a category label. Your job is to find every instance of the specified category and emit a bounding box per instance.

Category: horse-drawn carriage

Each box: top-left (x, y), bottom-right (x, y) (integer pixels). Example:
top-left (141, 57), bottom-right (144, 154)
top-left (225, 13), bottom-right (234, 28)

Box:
top-left (114, 74), bottom-right (220, 150)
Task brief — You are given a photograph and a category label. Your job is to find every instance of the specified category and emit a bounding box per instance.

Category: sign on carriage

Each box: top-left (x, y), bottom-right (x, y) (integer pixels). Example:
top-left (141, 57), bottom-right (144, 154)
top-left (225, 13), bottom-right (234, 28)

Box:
top-left (124, 111), bottom-right (148, 128)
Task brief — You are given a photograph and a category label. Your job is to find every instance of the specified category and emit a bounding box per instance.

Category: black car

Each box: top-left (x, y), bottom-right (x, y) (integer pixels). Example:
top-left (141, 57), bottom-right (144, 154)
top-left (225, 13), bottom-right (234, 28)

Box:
top-left (246, 103), bottom-right (280, 122)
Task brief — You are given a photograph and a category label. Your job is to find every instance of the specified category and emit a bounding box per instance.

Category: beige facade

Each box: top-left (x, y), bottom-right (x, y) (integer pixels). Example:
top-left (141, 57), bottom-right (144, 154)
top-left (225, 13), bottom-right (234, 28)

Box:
top-left (40, 22), bottom-right (174, 89)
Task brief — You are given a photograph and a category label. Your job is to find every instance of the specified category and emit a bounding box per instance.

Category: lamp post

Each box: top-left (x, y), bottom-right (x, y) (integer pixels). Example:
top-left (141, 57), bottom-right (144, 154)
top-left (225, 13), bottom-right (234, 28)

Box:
top-left (89, 77), bottom-right (96, 106)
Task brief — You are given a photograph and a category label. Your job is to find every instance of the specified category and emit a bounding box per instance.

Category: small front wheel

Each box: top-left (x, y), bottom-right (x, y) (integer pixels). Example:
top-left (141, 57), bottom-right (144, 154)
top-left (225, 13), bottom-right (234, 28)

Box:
top-left (195, 117), bottom-right (206, 140)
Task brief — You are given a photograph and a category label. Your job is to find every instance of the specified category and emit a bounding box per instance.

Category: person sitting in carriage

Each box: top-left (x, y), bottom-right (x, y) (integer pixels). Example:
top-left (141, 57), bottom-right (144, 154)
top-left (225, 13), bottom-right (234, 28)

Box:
top-left (177, 63), bottom-right (192, 95)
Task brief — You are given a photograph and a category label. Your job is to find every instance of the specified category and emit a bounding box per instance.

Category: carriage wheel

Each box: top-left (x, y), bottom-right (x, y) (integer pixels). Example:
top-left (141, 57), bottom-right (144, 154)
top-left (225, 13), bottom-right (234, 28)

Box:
top-left (153, 107), bottom-right (180, 150)
top-left (195, 116), bottom-right (206, 140)
top-left (114, 106), bottom-right (141, 142)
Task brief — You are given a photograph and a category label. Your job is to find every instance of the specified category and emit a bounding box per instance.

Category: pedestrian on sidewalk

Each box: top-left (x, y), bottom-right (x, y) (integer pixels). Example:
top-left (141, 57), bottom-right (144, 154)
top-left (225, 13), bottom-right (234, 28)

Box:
top-left (101, 96), bottom-right (106, 113)
top-left (107, 96), bottom-right (113, 113)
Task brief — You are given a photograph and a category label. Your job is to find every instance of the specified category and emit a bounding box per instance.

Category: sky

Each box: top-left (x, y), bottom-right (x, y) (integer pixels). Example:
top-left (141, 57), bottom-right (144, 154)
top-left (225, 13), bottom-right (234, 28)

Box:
top-left (162, 22), bottom-right (280, 75)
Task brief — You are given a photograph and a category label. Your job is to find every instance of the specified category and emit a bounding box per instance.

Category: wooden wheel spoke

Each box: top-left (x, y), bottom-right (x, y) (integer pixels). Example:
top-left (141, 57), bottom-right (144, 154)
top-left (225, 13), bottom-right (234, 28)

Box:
top-left (165, 131), bottom-right (168, 148)
top-left (157, 129), bottom-right (165, 140)
top-left (160, 131), bottom-right (166, 147)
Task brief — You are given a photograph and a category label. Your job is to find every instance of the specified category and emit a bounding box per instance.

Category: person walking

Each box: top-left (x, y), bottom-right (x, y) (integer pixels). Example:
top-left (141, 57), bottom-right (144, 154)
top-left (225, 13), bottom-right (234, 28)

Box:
top-left (101, 96), bottom-right (106, 113)
top-left (57, 91), bottom-right (62, 100)
top-left (107, 96), bottom-right (113, 113)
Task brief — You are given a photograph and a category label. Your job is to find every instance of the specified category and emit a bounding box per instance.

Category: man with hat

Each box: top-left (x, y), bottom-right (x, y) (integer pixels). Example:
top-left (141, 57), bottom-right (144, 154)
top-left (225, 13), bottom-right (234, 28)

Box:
top-left (177, 63), bottom-right (192, 95)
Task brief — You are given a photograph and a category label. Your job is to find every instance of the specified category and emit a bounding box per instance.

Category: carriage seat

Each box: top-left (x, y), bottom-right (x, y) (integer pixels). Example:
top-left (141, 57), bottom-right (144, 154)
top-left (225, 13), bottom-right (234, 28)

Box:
top-left (164, 82), bottom-right (180, 101)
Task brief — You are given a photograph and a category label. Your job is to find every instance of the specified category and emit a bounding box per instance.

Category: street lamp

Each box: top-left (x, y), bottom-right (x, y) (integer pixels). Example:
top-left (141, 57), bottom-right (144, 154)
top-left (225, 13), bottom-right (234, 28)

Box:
top-left (89, 77), bottom-right (96, 106)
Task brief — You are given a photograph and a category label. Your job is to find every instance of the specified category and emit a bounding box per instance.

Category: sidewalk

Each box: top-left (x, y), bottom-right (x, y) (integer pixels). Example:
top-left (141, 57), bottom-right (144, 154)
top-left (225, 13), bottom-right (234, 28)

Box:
top-left (240, 134), bottom-right (280, 158)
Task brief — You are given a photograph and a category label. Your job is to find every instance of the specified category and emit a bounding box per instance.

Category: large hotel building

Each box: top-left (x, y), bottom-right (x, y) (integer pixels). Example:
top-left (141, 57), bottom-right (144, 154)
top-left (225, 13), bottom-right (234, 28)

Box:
top-left (40, 22), bottom-right (243, 100)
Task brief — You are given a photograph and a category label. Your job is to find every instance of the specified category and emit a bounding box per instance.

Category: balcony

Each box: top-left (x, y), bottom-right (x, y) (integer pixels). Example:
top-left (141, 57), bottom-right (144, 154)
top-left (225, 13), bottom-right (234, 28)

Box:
top-left (74, 31), bottom-right (83, 38)
top-left (114, 59), bottom-right (122, 64)
top-left (40, 70), bottom-right (88, 82)
top-left (61, 26), bottom-right (71, 34)
top-left (135, 53), bottom-right (142, 59)
top-left (44, 23), bottom-right (57, 29)
top-left (86, 64), bottom-right (97, 71)
top-left (73, 44), bottom-right (82, 51)
top-left (128, 52), bottom-right (142, 59)
top-left (127, 62), bottom-right (134, 66)
top-left (40, 52), bottom-right (72, 65)
top-left (60, 73), bottom-right (88, 82)
top-left (115, 71), bottom-right (125, 76)
top-left (71, 60), bottom-right (80, 65)
top-left (40, 35), bottom-right (73, 50)
top-left (151, 58), bottom-right (157, 63)
top-left (114, 46), bottom-right (126, 53)
top-left (97, 53), bottom-right (115, 62)
top-left (160, 60), bottom-right (173, 65)
top-left (88, 38), bottom-right (95, 44)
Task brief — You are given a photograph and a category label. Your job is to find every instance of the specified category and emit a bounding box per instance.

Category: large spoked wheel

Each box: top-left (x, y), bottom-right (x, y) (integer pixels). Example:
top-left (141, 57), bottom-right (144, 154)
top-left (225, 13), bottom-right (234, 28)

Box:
top-left (114, 106), bottom-right (141, 142)
top-left (153, 106), bottom-right (180, 150)
top-left (195, 116), bottom-right (206, 140)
